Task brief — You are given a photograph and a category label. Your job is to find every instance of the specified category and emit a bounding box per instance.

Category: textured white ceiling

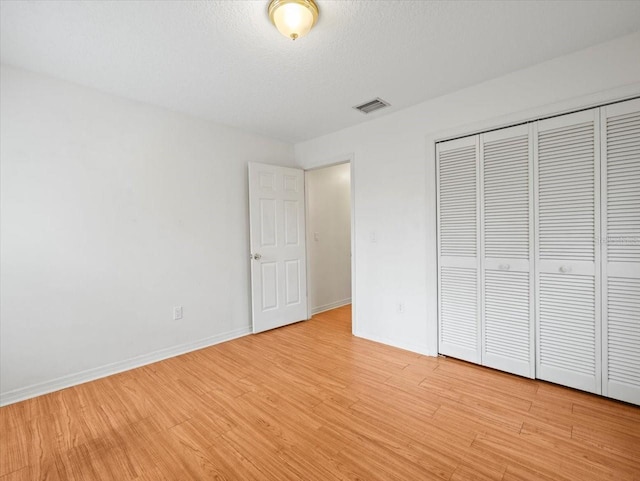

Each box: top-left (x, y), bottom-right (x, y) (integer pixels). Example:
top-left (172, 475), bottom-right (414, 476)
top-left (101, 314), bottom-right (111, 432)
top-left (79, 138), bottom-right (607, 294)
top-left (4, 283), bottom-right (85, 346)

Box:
top-left (1, 1), bottom-right (640, 142)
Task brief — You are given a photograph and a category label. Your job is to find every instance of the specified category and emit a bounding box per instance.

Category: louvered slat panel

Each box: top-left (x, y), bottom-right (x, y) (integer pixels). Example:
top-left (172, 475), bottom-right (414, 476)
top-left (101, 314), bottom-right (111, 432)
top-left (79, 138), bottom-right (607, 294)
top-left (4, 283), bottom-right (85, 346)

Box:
top-left (539, 273), bottom-right (596, 376)
top-left (602, 99), bottom-right (640, 405)
top-left (606, 111), bottom-right (640, 263)
top-left (607, 277), bottom-right (640, 388)
top-left (480, 125), bottom-right (533, 378)
top-left (535, 110), bottom-right (600, 395)
top-left (438, 138), bottom-right (480, 363)
top-left (484, 135), bottom-right (529, 259)
top-left (538, 121), bottom-right (595, 261)
top-left (484, 270), bottom-right (530, 362)
top-left (439, 145), bottom-right (477, 257)
top-left (440, 266), bottom-right (477, 351)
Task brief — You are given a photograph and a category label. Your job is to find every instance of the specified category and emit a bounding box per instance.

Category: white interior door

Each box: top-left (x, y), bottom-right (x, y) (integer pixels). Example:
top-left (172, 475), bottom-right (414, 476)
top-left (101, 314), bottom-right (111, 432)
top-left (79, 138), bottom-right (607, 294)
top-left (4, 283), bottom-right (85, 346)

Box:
top-left (437, 136), bottom-right (481, 363)
top-left (534, 109), bottom-right (602, 394)
top-left (248, 162), bottom-right (308, 333)
top-left (481, 124), bottom-right (535, 378)
top-left (601, 98), bottom-right (640, 405)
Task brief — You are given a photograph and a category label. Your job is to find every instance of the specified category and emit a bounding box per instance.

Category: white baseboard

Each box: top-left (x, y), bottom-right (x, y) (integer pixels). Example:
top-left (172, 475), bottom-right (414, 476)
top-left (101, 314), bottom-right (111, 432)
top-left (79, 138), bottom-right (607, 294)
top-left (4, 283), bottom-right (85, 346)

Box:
top-left (311, 298), bottom-right (352, 315)
top-left (353, 329), bottom-right (437, 357)
top-left (0, 326), bottom-right (251, 407)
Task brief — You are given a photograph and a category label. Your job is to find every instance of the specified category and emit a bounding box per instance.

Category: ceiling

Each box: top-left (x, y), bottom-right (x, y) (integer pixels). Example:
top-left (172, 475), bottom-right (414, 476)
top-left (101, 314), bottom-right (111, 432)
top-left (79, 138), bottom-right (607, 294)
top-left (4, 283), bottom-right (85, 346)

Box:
top-left (1, 1), bottom-right (640, 143)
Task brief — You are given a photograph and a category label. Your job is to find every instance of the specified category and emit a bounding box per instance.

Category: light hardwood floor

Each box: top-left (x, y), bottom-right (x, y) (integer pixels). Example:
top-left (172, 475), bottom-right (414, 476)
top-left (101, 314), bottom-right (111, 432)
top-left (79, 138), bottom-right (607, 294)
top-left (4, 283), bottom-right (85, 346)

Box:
top-left (1, 305), bottom-right (639, 480)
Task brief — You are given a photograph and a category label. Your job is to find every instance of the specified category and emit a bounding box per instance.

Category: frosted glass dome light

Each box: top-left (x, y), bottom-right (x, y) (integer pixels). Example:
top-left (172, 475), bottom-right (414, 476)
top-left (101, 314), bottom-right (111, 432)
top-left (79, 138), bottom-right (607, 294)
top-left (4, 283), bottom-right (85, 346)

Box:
top-left (268, 0), bottom-right (319, 41)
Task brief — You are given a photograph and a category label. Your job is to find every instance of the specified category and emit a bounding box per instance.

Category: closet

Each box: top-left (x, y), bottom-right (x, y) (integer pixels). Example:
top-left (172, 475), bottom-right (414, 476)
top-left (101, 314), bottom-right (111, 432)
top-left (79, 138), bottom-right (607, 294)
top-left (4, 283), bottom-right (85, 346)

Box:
top-left (436, 97), bottom-right (640, 405)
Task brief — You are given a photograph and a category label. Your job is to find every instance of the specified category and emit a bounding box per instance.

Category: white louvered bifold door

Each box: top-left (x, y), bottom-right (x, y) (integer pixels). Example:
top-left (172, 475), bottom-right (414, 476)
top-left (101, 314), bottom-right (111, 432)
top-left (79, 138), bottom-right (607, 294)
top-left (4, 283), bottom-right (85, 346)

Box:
top-left (437, 136), bottom-right (481, 363)
top-left (601, 98), bottom-right (640, 405)
top-left (534, 109), bottom-right (602, 394)
top-left (481, 125), bottom-right (535, 378)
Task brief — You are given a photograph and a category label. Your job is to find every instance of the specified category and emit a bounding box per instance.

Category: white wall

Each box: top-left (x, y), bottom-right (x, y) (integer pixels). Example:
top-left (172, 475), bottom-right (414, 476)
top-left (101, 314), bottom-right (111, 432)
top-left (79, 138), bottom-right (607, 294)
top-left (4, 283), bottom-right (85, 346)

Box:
top-left (0, 65), bottom-right (295, 404)
top-left (306, 163), bottom-right (351, 314)
top-left (294, 32), bottom-right (640, 356)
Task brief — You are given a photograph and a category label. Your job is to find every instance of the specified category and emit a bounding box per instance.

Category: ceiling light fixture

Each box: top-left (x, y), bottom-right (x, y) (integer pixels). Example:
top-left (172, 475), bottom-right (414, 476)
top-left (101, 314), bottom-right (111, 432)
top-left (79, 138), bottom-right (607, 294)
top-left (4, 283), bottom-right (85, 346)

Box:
top-left (268, 0), bottom-right (319, 41)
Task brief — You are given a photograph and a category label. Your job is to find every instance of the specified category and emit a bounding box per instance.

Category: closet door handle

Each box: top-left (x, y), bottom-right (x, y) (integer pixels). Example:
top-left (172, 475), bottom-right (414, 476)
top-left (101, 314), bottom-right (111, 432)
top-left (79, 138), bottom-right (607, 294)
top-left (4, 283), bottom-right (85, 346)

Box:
top-left (559, 265), bottom-right (572, 273)
top-left (499, 264), bottom-right (510, 271)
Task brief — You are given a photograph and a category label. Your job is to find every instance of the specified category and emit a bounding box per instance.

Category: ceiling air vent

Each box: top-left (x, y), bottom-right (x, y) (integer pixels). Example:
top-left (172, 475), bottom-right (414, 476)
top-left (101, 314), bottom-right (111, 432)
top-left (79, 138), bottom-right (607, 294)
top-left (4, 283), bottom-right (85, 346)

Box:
top-left (353, 97), bottom-right (390, 114)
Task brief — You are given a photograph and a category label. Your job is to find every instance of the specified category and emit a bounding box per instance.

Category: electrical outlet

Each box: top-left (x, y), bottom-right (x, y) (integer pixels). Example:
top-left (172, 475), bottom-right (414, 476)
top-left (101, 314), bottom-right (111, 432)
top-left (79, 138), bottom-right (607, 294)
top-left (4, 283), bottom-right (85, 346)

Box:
top-left (314, 232), bottom-right (320, 241)
top-left (370, 231), bottom-right (377, 243)
top-left (173, 306), bottom-right (183, 321)
top-left (397, 302), bottom-right (404, 314)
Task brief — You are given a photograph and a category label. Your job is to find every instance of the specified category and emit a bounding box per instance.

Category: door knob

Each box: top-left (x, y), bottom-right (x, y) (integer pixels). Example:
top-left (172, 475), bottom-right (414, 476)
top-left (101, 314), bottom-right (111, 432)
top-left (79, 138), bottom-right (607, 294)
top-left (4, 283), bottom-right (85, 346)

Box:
top-left (251, 253), bottom-right (262, 260)
top-left (559, 265), bottom-right (572, 273)
top-left (499, 264), bottom-right (511, 271)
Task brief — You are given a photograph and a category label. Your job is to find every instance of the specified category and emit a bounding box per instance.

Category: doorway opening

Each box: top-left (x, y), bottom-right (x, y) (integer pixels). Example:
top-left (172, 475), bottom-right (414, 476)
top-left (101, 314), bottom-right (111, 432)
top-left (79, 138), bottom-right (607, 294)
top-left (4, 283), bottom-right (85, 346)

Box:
top-left (305, 162), bottom-right (353, 331)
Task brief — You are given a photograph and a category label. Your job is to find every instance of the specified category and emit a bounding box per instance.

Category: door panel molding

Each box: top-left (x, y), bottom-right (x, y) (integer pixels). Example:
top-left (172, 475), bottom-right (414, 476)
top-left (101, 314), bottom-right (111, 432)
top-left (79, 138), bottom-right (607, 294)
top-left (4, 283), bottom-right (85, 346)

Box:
top-left (249, 162), bottom-right (308, 333)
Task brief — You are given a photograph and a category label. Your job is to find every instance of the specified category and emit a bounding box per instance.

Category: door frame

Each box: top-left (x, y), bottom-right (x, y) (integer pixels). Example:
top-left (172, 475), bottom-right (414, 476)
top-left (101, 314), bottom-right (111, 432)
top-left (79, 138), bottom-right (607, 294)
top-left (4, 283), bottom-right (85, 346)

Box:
top-left (303, 154), bottom-right (356, 334)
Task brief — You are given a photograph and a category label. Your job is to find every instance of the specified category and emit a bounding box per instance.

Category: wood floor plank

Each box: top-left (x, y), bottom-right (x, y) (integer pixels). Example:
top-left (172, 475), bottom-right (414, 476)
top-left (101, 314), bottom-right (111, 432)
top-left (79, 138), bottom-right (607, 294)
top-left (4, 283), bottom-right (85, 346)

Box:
top-left (1, 304), bottom-right (639, 481)
top-left (571, 424), bottom-right (640, 463)
top-left (472, 430), bottom-right (634, 481)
